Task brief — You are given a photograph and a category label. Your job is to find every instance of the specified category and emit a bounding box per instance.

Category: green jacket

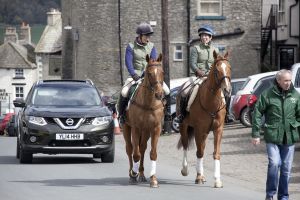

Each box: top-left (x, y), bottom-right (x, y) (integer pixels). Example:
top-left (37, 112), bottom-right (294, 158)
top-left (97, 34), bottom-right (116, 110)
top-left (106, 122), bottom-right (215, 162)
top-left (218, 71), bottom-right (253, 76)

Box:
top-left (252, 82), bottom-right (300, 145)
top-left (130, 41), bottom-right (154, 76)
top-left (190, 42), bottom-right (219, 74)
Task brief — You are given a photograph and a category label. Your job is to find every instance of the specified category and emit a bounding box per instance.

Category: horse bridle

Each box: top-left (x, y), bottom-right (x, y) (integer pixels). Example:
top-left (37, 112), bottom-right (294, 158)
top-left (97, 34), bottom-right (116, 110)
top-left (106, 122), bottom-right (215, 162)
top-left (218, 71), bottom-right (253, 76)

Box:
top-left (212, 58), bottom-right (231, 91)
top-left (145, 63), bottom-right (164, 95)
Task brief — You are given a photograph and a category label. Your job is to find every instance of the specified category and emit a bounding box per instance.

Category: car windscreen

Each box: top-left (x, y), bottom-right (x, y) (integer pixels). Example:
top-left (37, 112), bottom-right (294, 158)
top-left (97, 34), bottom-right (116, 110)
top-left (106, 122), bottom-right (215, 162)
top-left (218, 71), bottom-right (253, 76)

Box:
top-left (32, 85), bottom-right (102, 106)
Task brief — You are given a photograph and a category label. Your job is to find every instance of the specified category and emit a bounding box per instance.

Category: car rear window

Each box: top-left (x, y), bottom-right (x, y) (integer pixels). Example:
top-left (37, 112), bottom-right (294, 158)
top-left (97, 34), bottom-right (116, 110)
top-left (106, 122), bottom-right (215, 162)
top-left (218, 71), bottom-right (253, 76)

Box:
top-left (231, 81), bottom-right (245, 95)
top-left (32, 85), bottom-right (102, 106)
top-left (239, 78), bottom-right (250, 91)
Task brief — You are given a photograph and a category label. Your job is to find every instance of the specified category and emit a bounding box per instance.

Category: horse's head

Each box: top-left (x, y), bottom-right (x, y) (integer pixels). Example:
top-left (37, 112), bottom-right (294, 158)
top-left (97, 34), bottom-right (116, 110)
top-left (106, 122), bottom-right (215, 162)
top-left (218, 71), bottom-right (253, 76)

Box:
top-left (211, 51), bottom-right (232, 97)
top-left (145, 53), bottom-right (164, 100)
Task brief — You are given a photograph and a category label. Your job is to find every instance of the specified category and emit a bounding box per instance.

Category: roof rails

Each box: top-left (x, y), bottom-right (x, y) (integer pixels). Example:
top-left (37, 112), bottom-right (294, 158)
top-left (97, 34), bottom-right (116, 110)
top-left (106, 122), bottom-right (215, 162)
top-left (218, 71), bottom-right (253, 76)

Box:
top-left (37, 79), bottom-right (94, 85)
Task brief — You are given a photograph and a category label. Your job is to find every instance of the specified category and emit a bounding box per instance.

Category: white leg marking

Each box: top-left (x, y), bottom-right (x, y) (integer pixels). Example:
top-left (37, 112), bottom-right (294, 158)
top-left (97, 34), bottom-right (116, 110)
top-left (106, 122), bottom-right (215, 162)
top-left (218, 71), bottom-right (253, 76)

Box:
top-left (182, 150), bottom-right (188, 168)
top-left (154, 68), bottom-right (157, 75)
top-left (150, 160), bottom-right (156, 177)
top-left (196, 158), bottom-right (204, 175)
top-left (133, 161), bottom-right (140, 174)
top-left (214, 159), bottom-right (221, 181)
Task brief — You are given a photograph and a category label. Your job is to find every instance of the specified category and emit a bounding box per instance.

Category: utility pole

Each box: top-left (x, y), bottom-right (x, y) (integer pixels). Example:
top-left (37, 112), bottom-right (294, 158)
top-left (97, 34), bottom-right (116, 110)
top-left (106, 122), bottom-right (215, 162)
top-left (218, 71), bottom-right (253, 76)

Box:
top-left (161, 0), bottom-right (171, 133)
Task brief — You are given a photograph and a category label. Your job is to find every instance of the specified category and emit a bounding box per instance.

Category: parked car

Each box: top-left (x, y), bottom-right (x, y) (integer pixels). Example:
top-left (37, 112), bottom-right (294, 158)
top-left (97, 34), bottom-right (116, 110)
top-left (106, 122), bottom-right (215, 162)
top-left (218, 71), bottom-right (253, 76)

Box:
top-left (14, 80), bottom-right (115, 163)
top-left (4, 114), bottom-right (17, 137)
top-left (247, 75), bottom-right (275, 125)
top-left (0, 113), bottom-right (14, 135)
top-left (291, 63), bottom-right (300, 94)
top-left (228, 78), bottom-right (247, 122)
top-left (232, 71), bottom-right (278, 127)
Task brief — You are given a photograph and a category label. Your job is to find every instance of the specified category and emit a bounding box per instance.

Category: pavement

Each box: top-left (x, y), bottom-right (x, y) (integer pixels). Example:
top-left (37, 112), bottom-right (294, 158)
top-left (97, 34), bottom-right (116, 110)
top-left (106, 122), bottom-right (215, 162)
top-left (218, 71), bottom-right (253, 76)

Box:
top-left (155, 122), bottom-right (300, 199)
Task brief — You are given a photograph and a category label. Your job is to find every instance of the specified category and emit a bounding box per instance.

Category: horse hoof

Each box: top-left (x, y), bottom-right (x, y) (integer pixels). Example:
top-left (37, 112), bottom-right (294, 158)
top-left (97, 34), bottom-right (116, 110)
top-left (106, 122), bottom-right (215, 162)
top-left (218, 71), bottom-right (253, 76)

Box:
top-left (150, 180), bottom-right (159, 188)
top-left (138, 175), bottom-right (147, 182)
top-left (195, 175), bottom-right (206, 184)
top-left (181, 169), bottom-right (189, 176)
top-left (129, 177), bottom-right (138, 184)
top-left (214, 180), bottom-right (223, 188)
top-left (129, 170), bottom-right (139, 178)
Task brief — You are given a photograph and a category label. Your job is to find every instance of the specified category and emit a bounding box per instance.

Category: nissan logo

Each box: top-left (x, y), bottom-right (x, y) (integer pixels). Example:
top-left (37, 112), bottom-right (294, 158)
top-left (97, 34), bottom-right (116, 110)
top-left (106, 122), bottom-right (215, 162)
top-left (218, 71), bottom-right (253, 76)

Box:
top-left (65, 118), bottom-right (74, 126)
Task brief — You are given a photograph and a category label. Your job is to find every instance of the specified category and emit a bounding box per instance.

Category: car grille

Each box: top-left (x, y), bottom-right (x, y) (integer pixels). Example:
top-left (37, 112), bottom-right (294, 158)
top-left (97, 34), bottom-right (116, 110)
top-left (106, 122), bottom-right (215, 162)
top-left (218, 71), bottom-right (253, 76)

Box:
top-left (44, 117), bottom-right (95, 128)
top-left (49, 140), bottom-right (91, 147)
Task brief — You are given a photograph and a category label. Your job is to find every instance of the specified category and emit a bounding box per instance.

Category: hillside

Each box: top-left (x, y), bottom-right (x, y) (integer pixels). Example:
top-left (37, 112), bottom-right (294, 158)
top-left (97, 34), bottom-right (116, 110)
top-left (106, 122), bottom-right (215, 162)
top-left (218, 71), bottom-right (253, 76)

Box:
top-left (0, 0), bottom-right (61, 25)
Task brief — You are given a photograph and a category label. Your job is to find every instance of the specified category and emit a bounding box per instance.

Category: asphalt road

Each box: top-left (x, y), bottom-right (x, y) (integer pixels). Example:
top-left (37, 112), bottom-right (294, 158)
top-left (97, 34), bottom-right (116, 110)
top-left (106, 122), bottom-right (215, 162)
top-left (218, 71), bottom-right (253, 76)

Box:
top-left (0, 123), bottom-right (298, 200)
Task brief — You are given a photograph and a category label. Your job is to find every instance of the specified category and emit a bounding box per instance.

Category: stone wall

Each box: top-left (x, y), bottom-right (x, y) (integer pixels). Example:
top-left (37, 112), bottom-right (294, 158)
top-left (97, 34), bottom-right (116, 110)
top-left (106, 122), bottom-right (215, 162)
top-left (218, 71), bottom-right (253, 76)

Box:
top-left (62, 0), bottom-right (261, 95)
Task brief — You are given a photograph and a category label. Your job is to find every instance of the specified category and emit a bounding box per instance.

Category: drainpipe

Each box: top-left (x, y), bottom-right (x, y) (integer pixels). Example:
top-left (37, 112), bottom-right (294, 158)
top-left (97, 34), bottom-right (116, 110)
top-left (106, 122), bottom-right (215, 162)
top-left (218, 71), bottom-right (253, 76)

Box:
top-left (118, 0), bottom-right (124, 85)
top-left (290, 0), bottom-right (298, 37)
top-left (187, 0), bottom-right (191, 76)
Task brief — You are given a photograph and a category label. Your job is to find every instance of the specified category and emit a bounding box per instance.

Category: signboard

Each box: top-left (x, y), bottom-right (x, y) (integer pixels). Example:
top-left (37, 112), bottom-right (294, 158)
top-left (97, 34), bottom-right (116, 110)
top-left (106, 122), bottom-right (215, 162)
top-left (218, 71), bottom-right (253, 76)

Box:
top-left (0, 89), bottom-right (8, 100)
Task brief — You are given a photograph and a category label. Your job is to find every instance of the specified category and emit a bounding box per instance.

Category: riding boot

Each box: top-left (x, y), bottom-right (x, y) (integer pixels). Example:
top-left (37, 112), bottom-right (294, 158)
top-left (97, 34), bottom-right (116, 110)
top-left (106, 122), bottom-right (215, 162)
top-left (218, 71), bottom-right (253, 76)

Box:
top-left (224, 95), bottom-right (233, 123)
top-left (177, 97), bottom-right (187, 123)
top-left (117, 95), bottom-right (128, 124)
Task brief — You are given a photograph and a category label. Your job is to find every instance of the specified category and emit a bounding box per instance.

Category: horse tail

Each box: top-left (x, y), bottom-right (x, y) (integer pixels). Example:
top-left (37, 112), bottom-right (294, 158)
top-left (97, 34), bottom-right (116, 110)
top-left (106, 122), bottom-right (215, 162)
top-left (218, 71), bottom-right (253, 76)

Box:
top-left (177, 126), bottom-right (194, 150)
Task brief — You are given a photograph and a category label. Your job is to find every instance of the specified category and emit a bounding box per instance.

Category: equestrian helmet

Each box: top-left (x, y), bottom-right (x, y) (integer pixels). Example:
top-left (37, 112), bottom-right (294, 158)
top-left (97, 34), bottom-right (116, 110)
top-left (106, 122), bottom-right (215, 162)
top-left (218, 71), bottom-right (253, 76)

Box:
top-left (198, 25), bottom-right (215, 36)
top-left (136, 23), bottom-right (154, 35)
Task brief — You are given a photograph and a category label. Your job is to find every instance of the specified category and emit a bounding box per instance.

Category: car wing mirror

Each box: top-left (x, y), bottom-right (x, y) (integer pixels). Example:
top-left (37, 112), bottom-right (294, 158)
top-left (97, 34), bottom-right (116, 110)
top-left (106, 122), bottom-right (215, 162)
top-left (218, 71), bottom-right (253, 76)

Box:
top-left (13, 98), bottom-right (26, 108)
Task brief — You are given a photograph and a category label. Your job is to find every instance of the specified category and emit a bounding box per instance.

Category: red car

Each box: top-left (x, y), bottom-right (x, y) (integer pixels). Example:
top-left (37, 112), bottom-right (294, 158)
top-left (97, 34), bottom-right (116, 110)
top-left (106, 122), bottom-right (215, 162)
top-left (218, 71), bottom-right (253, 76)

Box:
top-left (232, 71), bottom-right (277, 127)
top-left (0, 113), bottom-right (14, 135)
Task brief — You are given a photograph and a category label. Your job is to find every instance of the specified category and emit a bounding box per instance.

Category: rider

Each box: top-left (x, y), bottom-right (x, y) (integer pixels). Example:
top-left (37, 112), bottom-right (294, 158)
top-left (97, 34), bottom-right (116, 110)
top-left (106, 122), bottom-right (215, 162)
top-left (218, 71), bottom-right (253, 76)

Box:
top-left (117, 22), bottom-right (169, 124)
top-left (177, 24), bottom-right (231, 122)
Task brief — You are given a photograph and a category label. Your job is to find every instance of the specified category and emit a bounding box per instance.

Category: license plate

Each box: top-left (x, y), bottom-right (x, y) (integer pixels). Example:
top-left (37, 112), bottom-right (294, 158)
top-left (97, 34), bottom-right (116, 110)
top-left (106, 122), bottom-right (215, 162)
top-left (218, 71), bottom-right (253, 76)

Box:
top-left (56, 133), bottom-right (84, 140)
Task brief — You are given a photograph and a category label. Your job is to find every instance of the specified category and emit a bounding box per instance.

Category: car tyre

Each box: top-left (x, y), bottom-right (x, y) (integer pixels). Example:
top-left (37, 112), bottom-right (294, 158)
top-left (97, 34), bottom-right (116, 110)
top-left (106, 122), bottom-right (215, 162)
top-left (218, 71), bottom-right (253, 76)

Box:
top-left (101, 141), bottom-right (115, 163)
top-left (171, 114), bottom-right (180, 133)
top-left (240, 107), bottom-right (252, 127)
top-left (19, 146), bottom-right (33, 164)
top-left (16, 138), bottom-right (20, 159)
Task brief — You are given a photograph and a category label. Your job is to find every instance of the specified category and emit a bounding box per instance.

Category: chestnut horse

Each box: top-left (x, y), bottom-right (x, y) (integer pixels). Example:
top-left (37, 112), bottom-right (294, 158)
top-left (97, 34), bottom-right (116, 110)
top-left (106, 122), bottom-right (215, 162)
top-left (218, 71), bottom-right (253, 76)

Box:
top-left (177, 51), bottom-right (231, 188)
top-left (123, 54), bottom-right (165, 188)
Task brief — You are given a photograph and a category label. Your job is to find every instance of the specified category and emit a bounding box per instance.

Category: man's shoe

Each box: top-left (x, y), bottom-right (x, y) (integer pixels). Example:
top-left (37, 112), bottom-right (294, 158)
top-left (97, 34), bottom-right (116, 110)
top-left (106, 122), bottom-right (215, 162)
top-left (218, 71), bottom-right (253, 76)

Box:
top-left (265, 197), bottom-right (273, 200)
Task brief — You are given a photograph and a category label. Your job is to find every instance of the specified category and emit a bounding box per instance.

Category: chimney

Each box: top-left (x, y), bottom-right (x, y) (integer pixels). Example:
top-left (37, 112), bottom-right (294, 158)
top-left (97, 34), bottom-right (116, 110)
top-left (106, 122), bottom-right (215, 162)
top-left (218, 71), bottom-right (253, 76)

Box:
top-left (19, 22), bottom-right (31, 44)
top-left (4, 27), bottom-right (18, 43)
top-left (47, 8), bottom-right (61, 26)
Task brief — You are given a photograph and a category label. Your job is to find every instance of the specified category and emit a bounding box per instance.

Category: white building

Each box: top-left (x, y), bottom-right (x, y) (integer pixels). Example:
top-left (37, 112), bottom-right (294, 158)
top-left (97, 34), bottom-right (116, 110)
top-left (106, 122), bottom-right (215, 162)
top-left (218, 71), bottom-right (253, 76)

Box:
top-left (0, 25), bottom-right (38, 114)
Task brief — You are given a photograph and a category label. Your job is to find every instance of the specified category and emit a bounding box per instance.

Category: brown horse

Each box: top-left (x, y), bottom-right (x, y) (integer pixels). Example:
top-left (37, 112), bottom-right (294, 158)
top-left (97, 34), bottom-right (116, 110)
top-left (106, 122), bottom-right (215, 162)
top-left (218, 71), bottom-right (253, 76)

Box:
top-left (177, 51), bottom-right (231, 188)
top-left (123, 54), bottom-right (165, 188)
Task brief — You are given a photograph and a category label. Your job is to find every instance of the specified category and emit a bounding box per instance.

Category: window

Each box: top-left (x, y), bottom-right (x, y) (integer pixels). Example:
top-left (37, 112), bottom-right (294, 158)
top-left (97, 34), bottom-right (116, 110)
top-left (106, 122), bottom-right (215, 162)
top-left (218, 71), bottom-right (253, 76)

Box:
top-left (15, 69), bottom-right (24, 78)
top-left (278, 0), bottom-right (285, 25)
top-left (197, 0), bottom-right (221, 16)
top-left (173, 45), bottom-right (183, 61)
top-left (15, 86), bottom-right (24, 98)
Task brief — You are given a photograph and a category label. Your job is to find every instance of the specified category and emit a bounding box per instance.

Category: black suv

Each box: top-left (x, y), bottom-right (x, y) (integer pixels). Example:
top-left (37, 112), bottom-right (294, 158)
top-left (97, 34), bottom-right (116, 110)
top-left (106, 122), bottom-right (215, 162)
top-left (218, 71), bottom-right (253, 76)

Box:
top-left (13, 80), bottom-right (114, 163)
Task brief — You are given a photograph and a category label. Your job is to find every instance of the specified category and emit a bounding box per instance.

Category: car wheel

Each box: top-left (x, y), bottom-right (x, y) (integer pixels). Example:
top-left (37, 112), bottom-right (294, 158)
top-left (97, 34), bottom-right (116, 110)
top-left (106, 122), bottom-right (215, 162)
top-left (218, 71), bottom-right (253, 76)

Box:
top-left (16, 138), bottom-right (20, 159)
top-left (171, 115), bottom-right (180, 133)
top-left (240, 107), bottom-right (252, 127)
top-left (19, 145), bottom-right (33, 164)
top-left (101, 149), bottom-right (114, 163)
top-left (101, 140), bottom-right (115, 163)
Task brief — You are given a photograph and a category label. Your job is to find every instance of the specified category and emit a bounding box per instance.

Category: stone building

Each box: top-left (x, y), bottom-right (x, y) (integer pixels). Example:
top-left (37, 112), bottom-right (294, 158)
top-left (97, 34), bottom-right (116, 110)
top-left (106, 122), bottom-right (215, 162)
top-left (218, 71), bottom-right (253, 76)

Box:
top-left (0, 25), bottom-right (37, 114)
top-left (62, 0), bottom-right (261, 95)
top-left (35, 9), bottom-right (62, 80)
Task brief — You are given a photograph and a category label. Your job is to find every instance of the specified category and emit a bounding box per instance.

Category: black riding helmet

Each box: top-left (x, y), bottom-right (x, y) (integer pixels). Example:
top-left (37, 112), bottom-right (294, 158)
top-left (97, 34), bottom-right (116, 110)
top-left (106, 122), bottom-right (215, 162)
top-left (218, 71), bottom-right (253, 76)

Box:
top-left (136, 23), bottom-right (154, 35)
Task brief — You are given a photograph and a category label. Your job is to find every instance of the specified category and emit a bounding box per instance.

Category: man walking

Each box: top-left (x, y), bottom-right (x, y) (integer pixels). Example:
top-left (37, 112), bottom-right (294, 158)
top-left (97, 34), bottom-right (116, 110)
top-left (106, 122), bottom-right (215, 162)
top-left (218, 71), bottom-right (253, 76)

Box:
top-left (252, 69), bottom-right (300, 200)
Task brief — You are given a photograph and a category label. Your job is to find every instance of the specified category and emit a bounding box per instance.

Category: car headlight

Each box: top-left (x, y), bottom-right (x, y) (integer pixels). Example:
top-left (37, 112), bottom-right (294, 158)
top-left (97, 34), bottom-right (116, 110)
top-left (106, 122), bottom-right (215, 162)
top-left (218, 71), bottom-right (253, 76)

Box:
top-left (92, 116), bottom-right (113, 126)
top-left (28, 116), bottom-right (47, 126)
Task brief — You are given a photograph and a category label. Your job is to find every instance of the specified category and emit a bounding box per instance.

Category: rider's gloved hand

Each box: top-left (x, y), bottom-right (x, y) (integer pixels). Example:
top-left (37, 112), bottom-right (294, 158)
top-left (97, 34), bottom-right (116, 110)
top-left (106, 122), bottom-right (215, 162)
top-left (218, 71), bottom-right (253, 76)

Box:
top-left (132, 74), bottom-right (140, 81)
top-left (196, 69), bottom-right (205, 77)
